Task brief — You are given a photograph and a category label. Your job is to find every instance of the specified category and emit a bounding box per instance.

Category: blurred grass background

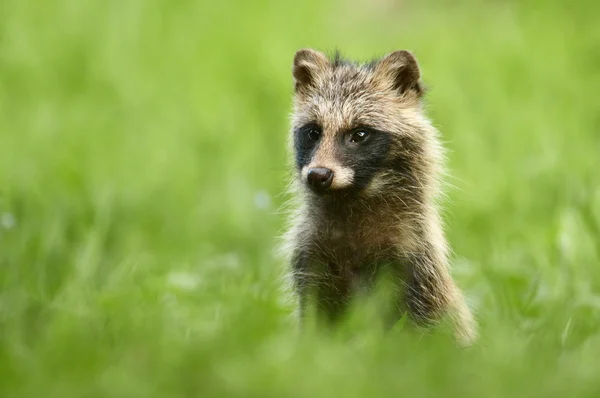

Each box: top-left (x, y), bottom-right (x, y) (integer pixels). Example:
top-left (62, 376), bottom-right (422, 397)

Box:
top-left (1, 0), bottom-right (600, 396)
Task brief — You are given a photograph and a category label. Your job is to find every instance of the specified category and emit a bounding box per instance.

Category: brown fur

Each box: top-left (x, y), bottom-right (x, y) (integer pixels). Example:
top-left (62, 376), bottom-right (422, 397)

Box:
top-left (282, 49), bottom-right (476, 345)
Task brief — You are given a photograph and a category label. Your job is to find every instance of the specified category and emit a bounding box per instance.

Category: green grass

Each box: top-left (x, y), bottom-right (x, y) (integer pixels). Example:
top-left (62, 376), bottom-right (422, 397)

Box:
top-left (1, 0), bottom-right (600, 396)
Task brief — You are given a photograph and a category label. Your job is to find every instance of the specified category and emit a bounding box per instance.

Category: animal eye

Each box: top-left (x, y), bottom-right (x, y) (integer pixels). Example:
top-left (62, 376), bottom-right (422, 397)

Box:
top-left (307, 127), bottom-right (321, 141)
top-left (349, 130), bottom-right (370, 143)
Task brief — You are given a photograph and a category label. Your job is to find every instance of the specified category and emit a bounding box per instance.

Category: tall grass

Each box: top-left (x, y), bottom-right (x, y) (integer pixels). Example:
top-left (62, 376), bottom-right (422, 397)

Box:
top-left (1, 0), bottom-right (599, 396)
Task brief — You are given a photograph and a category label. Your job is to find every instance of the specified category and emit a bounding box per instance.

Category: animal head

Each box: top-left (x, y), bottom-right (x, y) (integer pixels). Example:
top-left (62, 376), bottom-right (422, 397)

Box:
top-left (290, 48), bottom-right (436, 198)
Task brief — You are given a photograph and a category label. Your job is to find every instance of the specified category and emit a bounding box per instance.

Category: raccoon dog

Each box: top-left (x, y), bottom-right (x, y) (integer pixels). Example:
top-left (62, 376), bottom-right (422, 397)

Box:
top-left (283, 48), bottom-right (476, 345)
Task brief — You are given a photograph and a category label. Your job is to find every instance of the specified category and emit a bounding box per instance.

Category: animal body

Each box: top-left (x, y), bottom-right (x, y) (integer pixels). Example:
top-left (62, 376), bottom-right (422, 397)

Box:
top-left (282, 48), bottom-right (476, 345)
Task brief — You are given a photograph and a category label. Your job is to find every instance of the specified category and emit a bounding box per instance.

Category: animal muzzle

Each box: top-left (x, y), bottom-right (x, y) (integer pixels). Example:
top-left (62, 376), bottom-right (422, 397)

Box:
top-left (306, 167), bottom-right (334, 192)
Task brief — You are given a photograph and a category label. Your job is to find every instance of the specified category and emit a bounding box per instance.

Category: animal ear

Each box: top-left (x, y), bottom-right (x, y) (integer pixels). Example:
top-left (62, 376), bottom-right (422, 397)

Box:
top-left (376, 50), bottom-right (423, 97)
top-left (292, 48), bottom-right (329, 93)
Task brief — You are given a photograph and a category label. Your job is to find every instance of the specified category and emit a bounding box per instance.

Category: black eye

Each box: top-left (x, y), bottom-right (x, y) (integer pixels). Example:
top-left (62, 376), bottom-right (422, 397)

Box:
top-left (349, 130), bottom-right (370, 143)
top-left (307, 127), bottom-right (321, 141)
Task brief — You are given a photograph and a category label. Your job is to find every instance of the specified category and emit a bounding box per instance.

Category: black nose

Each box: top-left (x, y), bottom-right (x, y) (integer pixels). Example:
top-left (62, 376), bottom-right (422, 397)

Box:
top-left (307, 167), bottom-right (334, 191)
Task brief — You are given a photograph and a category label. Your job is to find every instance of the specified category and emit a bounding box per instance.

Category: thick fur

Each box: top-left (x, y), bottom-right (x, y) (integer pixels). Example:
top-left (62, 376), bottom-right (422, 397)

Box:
top-left (282, 49), bottom-right (476, 345)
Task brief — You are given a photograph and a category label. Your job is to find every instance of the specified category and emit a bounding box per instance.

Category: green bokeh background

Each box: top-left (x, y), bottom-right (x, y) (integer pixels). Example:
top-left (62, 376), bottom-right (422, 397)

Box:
top-left (1, 0), bottom-right (599, 396)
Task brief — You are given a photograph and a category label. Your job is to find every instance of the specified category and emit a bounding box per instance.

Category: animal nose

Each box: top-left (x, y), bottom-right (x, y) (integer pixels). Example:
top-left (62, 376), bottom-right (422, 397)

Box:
top-left (307, 167), bottom-right (334, 190)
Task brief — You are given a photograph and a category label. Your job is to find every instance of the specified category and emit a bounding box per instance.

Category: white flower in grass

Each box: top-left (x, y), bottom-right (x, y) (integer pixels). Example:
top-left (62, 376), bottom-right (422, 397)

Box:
top-left (254, 190), bottom-right (271, 210)
top-left (0, 213), bottom-right (15, 229)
